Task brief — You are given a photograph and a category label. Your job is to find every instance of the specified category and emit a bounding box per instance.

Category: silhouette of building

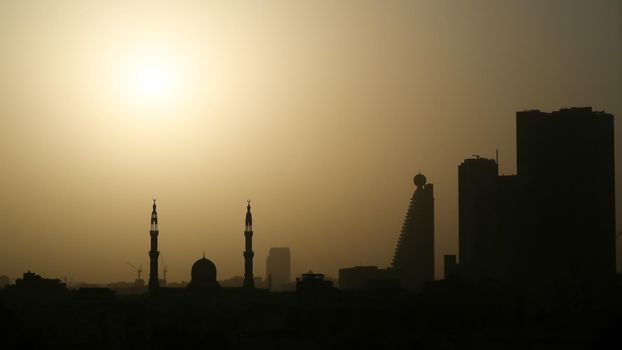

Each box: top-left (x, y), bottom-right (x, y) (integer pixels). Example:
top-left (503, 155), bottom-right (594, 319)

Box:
top-left (6, 271), bottom-right (67, 297)
top-left (243, 201), bottom-right (255, 289)
top-left (187, 254), bottom-right (220, 290)
top-left (148, 200), bottom-right (160, 295)
top-left (391, 173), bottom-right (435, 291)
top-left (296, 272), bottom-right (333, 292)
top-left (457, 156), bottom-right (520, 283)
top-left (339, 266), bottom-right (377, 290)
top-left (339, 266), bottom-right (397, 290)
top-left (458, 157), bottom-right (500, 281)
top-left (0, 275), bottom-right (10, 289)
top-left (516, 107), bottom-right (615, 287)
top-left (457, 107), bottom-right (615, 290)
top-left (265, 247), bottom-right (290, 291)
top-left (17, 271), bottom-right (66, 289)
top-left (443, 255), bottom-right (459, 279)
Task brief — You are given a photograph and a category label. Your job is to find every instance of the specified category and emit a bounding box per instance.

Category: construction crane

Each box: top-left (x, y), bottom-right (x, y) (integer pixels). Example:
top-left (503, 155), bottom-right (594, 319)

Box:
top-left (126, 262), bottom-right (143, 280)
top-left (160, 254), bottom-right (168, 285)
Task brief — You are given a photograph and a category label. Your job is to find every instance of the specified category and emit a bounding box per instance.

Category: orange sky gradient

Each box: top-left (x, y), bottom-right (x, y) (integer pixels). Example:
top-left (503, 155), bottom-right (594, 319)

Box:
top-left (0, 0), bottom-right (620, 284)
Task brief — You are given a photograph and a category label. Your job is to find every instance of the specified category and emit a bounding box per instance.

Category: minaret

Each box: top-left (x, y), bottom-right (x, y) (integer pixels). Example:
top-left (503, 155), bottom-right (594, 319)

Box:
top-left (148, 199), bottom-right (160, 295)
top-left (243, 200), bottom-right (255, 289)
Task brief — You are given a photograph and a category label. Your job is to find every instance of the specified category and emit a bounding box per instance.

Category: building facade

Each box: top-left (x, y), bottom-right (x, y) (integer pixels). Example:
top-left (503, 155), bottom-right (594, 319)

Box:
top-left (457, 107), bottom-right (616, 290)
top-left (266, 247), bottom-right (290, 291)
top-left (516, 107), bottom-right (616, 287)
top-left (391, 173), bottom-right (435, 291)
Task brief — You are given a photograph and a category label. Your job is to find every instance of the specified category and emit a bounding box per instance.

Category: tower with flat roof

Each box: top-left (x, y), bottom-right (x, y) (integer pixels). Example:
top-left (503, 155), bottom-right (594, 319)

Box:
top-left (266, 247), bottom-right (290, 291)
top-left (517, 107), bottom-right (615, 286)
top-left (458, 157), bottom-right (499, 281)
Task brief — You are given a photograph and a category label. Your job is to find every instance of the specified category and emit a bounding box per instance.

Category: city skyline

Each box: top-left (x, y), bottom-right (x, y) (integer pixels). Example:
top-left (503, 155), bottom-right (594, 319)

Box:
top-left (0, 0), bottom-right (621, 284)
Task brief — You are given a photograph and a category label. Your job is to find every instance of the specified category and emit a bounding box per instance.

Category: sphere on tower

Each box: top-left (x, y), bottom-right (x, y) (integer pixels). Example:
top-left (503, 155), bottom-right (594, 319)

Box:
top-left (414, 173), bottom-right (427, 187)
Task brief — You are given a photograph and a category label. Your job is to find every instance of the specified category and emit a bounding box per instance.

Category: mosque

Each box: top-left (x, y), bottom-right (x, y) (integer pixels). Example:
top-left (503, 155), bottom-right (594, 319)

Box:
top-left (147, 199), bottom-right (255, 294)
top-left (187, 253), bottom-right (220, 290)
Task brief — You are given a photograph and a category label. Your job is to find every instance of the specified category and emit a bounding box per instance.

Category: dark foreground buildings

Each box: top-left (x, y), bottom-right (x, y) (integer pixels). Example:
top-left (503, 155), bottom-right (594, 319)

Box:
top-left (0, 107), bottom-right (618, 349)
top-left (458, 107), bottom-right (616, 291)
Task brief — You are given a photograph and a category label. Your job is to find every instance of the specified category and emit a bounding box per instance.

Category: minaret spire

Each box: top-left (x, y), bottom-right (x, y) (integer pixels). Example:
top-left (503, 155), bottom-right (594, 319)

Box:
top-left (148, 199), bottom-right (160, 295)
top-left (243, 200), bottom-right (255, 289)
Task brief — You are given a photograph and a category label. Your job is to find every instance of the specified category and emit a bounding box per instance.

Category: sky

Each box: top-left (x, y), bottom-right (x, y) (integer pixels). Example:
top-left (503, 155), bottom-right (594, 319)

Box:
top-left (0, 0), bottom-right (620, 284)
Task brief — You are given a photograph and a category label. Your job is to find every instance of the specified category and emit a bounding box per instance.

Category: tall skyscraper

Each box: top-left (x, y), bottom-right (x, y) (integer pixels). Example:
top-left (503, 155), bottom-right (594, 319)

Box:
top-left (243, 201), bottom-right (255, 289)
top-left (266, 247), bottom-right (291, 291)
top-left (391, 173), bottom-right (434, 291)
top-left (457, 107), bottom-right (615, 290)
top-left (148, 199), bottom-right (160, 295)
top-left (458, 157), bottom-right (499, 281)
top-left (516, 107), bottom-right (615, 286)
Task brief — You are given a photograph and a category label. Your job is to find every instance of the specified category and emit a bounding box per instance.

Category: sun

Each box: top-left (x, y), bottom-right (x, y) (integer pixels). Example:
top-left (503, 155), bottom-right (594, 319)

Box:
top-left (133, 61), bottom-right (173, 99)
top-left (128, 56), bottom-right (178, 105)
top-left (113, 44), bottom-right (190, 111)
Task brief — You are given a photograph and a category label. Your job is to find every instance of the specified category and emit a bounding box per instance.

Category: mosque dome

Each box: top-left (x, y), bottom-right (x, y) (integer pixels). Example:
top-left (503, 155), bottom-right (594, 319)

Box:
top-left (413, 173), bottom-right (427, 187)
top-left (191, 257), bottom-right (217, 283)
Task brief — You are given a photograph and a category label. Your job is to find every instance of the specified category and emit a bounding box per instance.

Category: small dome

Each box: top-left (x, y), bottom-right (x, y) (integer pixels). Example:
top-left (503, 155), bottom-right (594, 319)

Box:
top-left (191, 257), bottom-right (217, 283)
top-left (413, 173), bottom-right (427, 187)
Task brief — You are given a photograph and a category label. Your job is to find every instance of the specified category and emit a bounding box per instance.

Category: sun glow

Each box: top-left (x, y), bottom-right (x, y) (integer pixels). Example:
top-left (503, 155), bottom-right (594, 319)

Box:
top-left (114, 44), bottom-right (194, 112)
top-left (133, 60), bottom-right (174, 100)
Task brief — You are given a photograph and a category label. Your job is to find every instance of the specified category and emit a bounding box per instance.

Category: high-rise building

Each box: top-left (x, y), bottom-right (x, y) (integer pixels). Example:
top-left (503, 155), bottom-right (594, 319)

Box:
top-left (148, 199), bottom-right (160, 295)
top-left (457, 107), bottom-right (615, 289)
top-left (266, 247), bottom-right (290, 291)
top-left (516, 107), bottom-right (615, 286)
top-left (391, 173), bottom-right (434, 291)
top-left (458, 157), bottom-right (499, 281)
top-left (243, 201), bottom-right (255, 289)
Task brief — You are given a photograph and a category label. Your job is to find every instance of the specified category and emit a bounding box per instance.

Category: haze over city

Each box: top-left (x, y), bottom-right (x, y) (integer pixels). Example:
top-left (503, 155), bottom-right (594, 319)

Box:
top-left (1, 0), bottom-right (620, 284)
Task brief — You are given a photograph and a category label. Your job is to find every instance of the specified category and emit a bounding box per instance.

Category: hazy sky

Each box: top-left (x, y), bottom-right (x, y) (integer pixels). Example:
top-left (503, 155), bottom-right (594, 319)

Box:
top-left (1, 0), bottom-right (620, 284)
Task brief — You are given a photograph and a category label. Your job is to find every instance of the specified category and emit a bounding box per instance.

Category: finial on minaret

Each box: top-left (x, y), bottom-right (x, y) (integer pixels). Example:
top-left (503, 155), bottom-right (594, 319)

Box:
top-left (245, 200), bottom-right (253, 230)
